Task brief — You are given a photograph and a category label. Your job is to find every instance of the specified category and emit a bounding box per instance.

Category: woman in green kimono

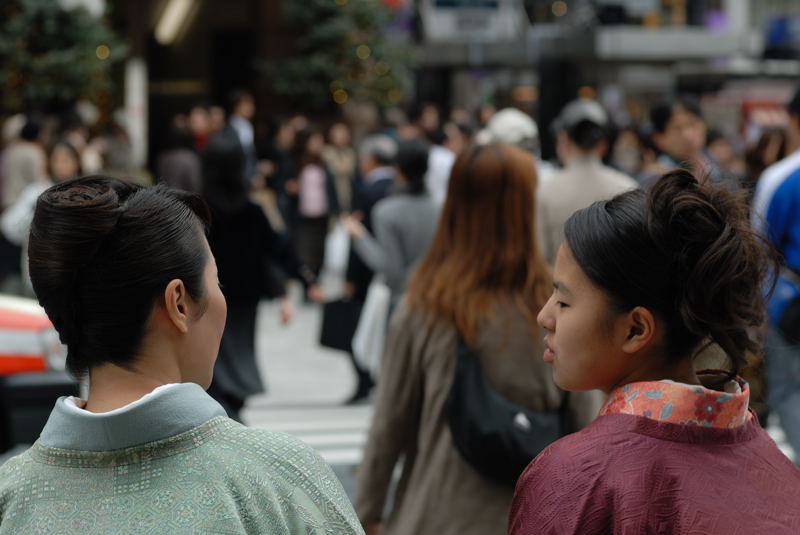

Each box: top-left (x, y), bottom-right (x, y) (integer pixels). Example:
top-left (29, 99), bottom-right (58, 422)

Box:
top-left (0, 175), bottom-right (362, 534)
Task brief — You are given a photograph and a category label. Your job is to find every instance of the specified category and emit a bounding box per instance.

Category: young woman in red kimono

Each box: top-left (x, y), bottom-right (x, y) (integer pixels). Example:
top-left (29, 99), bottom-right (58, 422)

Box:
top-left (510, 170), bottom-right (800, 534)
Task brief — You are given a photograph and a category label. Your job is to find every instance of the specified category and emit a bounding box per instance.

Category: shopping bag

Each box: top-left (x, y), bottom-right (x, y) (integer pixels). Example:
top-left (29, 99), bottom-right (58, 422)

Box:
top-left (319, 298), bottom-right (362, 352)
top-left (324, 222), bottom-right (350, 274)
top-left (352, 278), bottom-right (391, 378)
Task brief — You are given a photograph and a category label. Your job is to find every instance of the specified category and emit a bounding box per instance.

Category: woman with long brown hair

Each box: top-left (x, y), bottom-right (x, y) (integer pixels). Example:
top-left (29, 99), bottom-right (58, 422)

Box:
top-left (354, 144), bottom-right (602, 535)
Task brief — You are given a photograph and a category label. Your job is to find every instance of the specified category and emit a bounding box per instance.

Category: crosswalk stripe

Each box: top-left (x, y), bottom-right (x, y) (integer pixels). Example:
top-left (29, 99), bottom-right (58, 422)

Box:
top-left (243, 406), bottom-right (372, 466)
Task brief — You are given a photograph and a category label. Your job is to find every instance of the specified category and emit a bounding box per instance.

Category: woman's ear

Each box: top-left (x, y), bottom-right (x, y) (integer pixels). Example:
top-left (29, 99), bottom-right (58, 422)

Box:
top-left (621, 306), bottom-right (656, 354)
top-left (164, 279), bottom-right (190, 334)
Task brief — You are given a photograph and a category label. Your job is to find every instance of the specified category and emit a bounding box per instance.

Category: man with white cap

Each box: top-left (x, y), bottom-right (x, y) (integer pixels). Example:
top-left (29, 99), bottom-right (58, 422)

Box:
top-left (476, 107), bottom-right (557, 187)
top-left (537, 99), bottom-right (637, 265)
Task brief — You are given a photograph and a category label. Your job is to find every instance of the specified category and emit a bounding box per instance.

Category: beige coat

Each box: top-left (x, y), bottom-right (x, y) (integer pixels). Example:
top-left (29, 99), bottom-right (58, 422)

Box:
top-left (354, 300), bottom-right (603, 535)
top-left (537, 156), bottom-right (638, 265)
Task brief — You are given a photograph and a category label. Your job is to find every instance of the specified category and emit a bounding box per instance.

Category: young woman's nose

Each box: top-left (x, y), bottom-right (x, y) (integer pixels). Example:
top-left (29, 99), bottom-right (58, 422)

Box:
top-left (537, 295), bottom-right (555, 332)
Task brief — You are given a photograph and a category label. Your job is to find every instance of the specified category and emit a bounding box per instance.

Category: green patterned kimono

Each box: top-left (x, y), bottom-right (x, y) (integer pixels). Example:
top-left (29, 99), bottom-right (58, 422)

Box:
top-left (0, 383), bottom-right (363, 534)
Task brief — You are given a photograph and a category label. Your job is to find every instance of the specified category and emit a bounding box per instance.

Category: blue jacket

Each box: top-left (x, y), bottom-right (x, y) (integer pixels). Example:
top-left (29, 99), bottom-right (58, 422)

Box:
top-left (762, 167), bottom-right (800, 324)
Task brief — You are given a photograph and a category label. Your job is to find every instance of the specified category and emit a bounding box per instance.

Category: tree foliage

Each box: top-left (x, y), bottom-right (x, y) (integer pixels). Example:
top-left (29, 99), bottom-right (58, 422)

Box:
top-left (0, 0), bottom-right (125, 112)
top-left (261, 0), bottom-right (414, 112)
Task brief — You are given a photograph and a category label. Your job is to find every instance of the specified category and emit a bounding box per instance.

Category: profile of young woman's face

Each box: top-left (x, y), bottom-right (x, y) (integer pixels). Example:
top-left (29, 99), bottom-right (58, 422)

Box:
top-left (537, 244), bottom-right (633, 394)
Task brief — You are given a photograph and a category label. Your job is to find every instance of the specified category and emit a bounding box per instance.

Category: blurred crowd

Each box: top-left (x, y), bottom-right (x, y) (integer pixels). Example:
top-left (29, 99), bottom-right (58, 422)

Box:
top-left (0, 89), bottom-right (794, 413)
top-left (2, 84), bottom-right (800, 532)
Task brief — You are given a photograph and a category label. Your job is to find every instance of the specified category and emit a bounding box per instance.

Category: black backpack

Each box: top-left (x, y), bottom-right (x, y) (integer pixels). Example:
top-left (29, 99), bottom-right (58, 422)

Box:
top-left (445, 336), bottom-right (565, 486)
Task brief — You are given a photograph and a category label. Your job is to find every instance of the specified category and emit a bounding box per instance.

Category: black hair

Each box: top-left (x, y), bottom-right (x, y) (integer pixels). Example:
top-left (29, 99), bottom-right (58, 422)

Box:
top-left (202, 130), bottom-right (248, 214)
top-left (395, 139), bottom-right (430, 195)
top-left (429, 129), bottom-right (447, 147)
top-left (650, 96), bottom-right (702, 134)
top-left (291, 126), bottom-right (323, 171)
top-left (162, 126), bottom-right (195, 152)
top-left (564, 169), bottom-right (776, 377)
top-left (57, 110), bottom-right (84, 135)
top-left (567, 119), bottom-right (607, 150)
top-left (28, 175), bottom-right (212, 378)
top-left (20, 115), bottom-right (43, 142)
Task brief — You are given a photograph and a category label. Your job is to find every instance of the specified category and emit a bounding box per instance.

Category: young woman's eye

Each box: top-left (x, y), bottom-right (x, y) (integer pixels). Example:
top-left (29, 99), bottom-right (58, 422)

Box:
top-left (557, 301), bottom-right (569, 308)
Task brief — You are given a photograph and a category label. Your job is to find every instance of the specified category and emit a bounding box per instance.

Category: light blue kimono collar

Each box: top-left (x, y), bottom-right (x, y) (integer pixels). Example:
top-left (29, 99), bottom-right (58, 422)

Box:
top-left (39, 382), bottom-right (227, 451)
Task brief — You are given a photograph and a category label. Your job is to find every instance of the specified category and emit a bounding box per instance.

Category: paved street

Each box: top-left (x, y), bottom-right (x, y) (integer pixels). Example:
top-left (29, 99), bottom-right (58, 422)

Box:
top-left (241, 292), bottom-right (371, 499)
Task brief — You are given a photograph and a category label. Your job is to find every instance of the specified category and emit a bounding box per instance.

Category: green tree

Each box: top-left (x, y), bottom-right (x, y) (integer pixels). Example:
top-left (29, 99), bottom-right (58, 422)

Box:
top-left (261, 0), bottom-right (414, 112)
top-left (0, 0), bottom-right (125, 112)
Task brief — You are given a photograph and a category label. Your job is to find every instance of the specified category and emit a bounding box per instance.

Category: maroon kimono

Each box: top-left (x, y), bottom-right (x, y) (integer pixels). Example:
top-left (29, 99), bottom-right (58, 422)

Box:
top-left (509, 412), bottom-right (800, 534)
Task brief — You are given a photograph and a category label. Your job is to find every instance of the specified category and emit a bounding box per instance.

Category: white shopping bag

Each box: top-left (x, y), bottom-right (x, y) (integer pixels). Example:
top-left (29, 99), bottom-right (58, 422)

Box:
top-left (324, 222), bottom-right (350, 275)
top-left (352, 278), bottom-right (391, 379)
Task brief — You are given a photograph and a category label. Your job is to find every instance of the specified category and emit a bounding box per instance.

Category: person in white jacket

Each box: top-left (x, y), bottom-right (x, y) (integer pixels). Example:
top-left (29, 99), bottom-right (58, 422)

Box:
top-left (1, 141), bottom-right (81, 295)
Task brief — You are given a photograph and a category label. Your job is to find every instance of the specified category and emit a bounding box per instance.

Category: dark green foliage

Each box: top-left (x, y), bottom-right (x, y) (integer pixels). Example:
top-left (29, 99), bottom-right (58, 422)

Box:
top-left (260, 0), bottom-right (413, 112)
top-left (0, 0), bottom-right (125, 112)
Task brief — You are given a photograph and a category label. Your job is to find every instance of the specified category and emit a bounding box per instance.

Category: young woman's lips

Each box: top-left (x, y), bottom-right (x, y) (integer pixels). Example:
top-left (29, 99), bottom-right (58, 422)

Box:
top-left (543, 339), bottom-right (555, 363)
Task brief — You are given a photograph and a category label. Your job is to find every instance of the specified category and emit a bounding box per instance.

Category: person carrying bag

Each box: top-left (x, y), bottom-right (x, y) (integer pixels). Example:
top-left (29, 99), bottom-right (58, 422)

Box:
top-left (445, 336), bottom-right (567, 486)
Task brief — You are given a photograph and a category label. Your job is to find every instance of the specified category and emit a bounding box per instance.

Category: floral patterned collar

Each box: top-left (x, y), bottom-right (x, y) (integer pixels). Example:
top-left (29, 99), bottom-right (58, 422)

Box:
top-left (599, 370), bottom-right (751, 429)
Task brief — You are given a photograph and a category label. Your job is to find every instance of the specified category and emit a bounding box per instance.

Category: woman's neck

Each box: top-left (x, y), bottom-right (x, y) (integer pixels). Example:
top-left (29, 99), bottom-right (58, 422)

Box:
top-left (83, 360), bottom-right (182, 413)
top-left (605, 355), bottom-right (701, 396)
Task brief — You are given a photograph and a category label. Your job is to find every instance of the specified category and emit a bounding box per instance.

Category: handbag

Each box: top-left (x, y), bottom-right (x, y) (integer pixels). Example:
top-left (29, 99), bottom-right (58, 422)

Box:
top-left (323, 222), bottom-right (350, 275)
top-left (319, 298), bottom-right (362, 352)
top-left (351, 277), bottom-right (391, 378)
top-left (445, 336), bottom-right (565, 487)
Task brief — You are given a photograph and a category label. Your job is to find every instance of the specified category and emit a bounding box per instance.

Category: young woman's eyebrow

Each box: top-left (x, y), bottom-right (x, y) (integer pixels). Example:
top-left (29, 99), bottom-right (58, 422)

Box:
top-left (553, 281), bottom-right (572, 296)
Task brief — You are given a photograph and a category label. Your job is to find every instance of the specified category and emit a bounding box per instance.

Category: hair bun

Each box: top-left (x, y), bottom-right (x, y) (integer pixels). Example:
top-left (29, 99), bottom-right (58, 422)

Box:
top-left (645, 169), bottom-right (771, 372)
top-left (645, 170), bottom-right (740, 256)
top-left (32, 176), bottom-right (140, 267)
top-left (29, 176), bottom-right (141, 348)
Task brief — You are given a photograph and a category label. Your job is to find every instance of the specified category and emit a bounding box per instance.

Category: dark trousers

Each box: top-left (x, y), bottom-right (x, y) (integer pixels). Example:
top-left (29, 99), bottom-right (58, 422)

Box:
top-left (294, 216), bottom-right (328, 276)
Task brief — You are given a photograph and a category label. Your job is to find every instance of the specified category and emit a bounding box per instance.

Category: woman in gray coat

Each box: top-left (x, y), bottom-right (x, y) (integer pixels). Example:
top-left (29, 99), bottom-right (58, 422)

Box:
top-left (342, 138), bottom-right (440, 304)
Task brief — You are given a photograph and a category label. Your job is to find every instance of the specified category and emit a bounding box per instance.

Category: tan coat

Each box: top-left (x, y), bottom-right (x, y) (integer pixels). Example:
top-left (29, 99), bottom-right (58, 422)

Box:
top-left (537, 156), bottom-right (637, 265)
top-left (354, 300), bottom-right (603, 535)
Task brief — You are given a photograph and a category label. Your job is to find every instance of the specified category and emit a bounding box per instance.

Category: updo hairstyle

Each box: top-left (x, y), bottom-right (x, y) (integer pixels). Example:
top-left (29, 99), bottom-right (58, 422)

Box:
top-left (564, 169), bottom-right (776, 376)
top-left (28, 175), bottom-right (212, 378)
top-left (395, 138), bottom-right (430, 195)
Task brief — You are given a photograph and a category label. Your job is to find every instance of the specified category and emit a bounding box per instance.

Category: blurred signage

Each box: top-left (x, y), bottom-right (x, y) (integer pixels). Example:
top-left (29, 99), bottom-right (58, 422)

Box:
top-left (421, 0), bottom-right (525, 42)
top-left (596, 0), bottom-right (658, 18)
top-left (434, 1), bottom-right (499, 7)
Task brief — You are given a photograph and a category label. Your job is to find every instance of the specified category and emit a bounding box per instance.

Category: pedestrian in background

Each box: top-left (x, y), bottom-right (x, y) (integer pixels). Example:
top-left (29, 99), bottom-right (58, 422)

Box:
top-left (322, 122), bottom-right (357, 213)
top-left (342, 138), bottom-right (440, 306)
top-left (642, 96), bottom-right (739, 191)
top-left (341, 133), bottom-right (398, 403)
top-left (1, 115), bottom-right (46, 209)
top-left (355, 144), bottom-right (601, 535)
top-left (0, 176), bottom-right (361, 534)
top-left (225, 89), bottom-right (257, 182)
top-left (510, 170), bottom-right (800, 533)
top-left (752, 88), bottom-right (800, 464)
top-left (425, 122), bottom-right (469, 205)
top-left (156, 126), bottom-right (202, 193)
top-left (287, 126), bottom-right (340, 278)
top-left (537, 99), bottom-right (637, 265)
top-left (1, 140), bottom-right (82, 295)
top-left (202, 130), bottom-right (320, 421)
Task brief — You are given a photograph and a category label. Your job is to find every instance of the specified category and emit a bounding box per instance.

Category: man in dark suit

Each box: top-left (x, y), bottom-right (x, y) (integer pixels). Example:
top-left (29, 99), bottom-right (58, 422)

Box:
top-left (343, 134), bottom-right (397, 403)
